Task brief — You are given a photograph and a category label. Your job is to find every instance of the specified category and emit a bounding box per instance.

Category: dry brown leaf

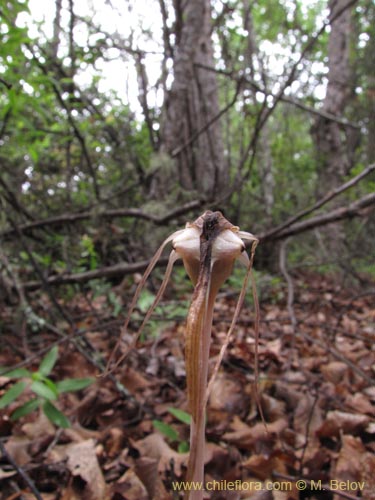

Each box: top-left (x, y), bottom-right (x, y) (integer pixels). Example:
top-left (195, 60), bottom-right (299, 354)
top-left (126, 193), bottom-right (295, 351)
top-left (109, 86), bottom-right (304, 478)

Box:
top-left (21, 411), bottom-right (55, 439)
top-left (134, 456), bottom-right (171, 499)
top-left (111, 468), bottom-right (149, 500)
top-left (0, 468), bottom-right (17, 479)
top-left (317, 410), bottom-right (370, 438)
top-left (344, 392), bottom-right (375, 415)
top-left (66, 439), bottom-right (107, 500)
top-left (133, 432), bottom-right (189, 476)
top-left (120, 366), bottom-right (151, 393)
top-left (360, 452), bottom-right (375, 500)
top-left (334, 434), bottom-right (365, 480)
top-left (242, 451), bottom-right (290, 480)
top-left (320, 361), bottom-right (349, 384)
top-left (208, 373), bottom-right (249, 415)
top-left (223, 416), bottom-right (288, 449)
top-left (294, 393), bottom-right (322, 437)
top-left (260, 394), bottom-right (286, 422)
top-left (273, 381), bottom-right (301, 409)
top-left (261, 338), bottom-right (284, 363)
top-left (4, 436), bottom-right (31, 466)
top-left (104, 427), bottom-right (125, 458)
top-left (332, 435), bottom-right (366, 500)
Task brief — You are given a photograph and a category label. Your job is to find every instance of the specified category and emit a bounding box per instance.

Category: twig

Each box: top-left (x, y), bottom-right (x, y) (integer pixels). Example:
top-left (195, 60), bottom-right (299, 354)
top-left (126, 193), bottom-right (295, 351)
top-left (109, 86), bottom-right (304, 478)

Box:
top-left (19, 192), bottom-right (375, 290)
top-left (171, 78), bottom-right (243, 157)
top-left (260, 192), bottom-right (375, 242)
top-left (0, 441), bottom-right (43, 500)
top-left (195, 63), bottom-right (361, 130)
top-left (261, 163), bottom-right (375, 240)
top-left (21, 256), bottom-right (170, 290)
top-left (1, 200), bottom-right (204, 239)
top-left (0, 77), bottom-right (12, 89)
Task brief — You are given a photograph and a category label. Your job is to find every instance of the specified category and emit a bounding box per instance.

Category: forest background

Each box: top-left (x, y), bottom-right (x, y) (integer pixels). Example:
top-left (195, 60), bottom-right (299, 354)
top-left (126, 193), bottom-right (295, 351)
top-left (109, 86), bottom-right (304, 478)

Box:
top-left (0, 0), bottom-right (374, 499)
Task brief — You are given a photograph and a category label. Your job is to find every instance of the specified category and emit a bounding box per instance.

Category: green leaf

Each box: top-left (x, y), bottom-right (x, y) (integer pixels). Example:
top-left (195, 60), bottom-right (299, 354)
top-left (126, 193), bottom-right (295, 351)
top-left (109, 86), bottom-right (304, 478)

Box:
top-left (0, 367), bottom-right (31, 378)
top-left (39, 346), bottom-right (59, 376)
top-left (0, 381), bottom-right (27, 409)
top-left (178, 441), bottom-right (189, 453)
top-left (152, 420), bottom-right (179, 441)
top-left (138, 290), bottom-right (156, 313)
top-left (43, 378), bottom-right (60, 395)
top-left (168, 407), bottom-right (191, 425)
top-left (42, 400), bottom-right (70, 428)
top-left (11, 398), bottom-right (40, 420)
top-left (30, 380), bottom-right (57, 400)
top-left (55, 378), bottom-right (94, 393)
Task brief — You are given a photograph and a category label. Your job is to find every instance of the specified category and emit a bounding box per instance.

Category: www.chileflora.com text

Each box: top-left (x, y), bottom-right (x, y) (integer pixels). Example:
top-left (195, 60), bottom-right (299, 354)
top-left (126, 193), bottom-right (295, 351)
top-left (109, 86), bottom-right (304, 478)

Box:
top-left (171, 479), bottom-right (365, 493)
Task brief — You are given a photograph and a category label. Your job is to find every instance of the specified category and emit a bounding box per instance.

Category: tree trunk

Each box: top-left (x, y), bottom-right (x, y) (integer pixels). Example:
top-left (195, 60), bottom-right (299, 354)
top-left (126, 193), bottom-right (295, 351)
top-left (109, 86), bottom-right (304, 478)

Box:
top-left (312, 0), bottom-right (353, 188)
top-left (161, 0), bottom-right (227, 200)
top-left (243, 1), bottom-right (274, 220)
top-left (311, 0), bottom-right (353, 256)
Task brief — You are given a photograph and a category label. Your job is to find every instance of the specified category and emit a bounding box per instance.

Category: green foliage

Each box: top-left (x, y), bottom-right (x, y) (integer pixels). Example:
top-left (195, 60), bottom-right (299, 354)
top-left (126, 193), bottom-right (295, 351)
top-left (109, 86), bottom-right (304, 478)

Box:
top-left (0, 347), bottom-right (93, 427)
top-left (89, 280), bottom-right (123, 317)
top-left (153, 420), bottom-right (179, 442)
top-left (152, 407), bottom-right (191, 453)
top-left (168, 407), bottom-right (191, 425)
top-left (79, 234), bottom-right (98, 271)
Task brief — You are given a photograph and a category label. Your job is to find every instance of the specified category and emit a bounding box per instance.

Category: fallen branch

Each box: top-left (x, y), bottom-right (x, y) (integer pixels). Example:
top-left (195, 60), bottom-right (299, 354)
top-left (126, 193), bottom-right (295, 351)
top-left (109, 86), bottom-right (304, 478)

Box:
top-left (22, 257), bottom-right (170, 290)
top-left (262, 163), bottom-right (375, 240)
top-left (0, 200), bottom-right (204, 239)
top-left (260, 192), bottom-right (375, 242)
top-left (20, 192), bottom-right (374, 290)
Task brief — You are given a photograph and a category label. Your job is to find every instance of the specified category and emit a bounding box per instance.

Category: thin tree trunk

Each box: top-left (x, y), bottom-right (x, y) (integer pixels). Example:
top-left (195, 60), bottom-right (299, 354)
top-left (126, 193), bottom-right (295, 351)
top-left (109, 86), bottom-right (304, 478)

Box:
top-left (311, 0), bottom-right (353, 254)
top-left (162, 0), bottom-right (228, 200)
top-left (312, 0), bottom-right (353, 188)
top-left (243, 2), bottom-right (274, 219)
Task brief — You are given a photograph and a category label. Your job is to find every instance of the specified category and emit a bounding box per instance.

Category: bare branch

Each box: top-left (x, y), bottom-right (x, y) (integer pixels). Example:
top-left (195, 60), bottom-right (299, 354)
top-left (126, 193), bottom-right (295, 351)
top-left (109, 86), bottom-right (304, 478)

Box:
top-left (18, 192), bottom-right (374, 290)
top-left (22, 257), bottom-right (170, 290)
top-left (195, 63), bottom-right (361, 130)
top-left (0, 200), bottom-right (204, 239)
top-left (262, 163), bottom-right (375, 240)
top-left (260, 192), bottom-right (375, 242)
top-left (171, 77), bottom-right (243, 158)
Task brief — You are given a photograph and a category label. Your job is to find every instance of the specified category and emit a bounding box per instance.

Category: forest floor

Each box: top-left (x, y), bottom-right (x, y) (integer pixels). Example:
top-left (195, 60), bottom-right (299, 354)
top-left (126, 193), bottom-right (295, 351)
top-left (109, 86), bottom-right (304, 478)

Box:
top-left (0, 271), bottom-right (374, 500)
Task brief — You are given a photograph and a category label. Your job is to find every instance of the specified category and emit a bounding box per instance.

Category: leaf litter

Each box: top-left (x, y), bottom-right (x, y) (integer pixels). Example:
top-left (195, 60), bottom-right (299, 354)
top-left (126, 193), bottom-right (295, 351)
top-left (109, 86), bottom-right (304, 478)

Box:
top-left (0, 271), bottom-right (374, 499)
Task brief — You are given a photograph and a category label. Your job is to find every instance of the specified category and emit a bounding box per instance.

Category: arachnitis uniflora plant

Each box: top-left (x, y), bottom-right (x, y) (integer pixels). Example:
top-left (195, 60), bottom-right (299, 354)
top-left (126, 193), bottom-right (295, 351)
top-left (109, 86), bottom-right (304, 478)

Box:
top-left (106, 211), bottom-right (259, 499)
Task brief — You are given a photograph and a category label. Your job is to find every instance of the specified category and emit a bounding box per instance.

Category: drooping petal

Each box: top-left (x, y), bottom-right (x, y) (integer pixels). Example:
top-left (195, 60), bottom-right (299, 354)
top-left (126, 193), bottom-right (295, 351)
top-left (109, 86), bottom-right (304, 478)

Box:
top-left (212, 229), bottom-right (245, 261)
top-left (173, 226), bottom-right (201, 285)
top-left (104, 230), bottom-right (184, 374)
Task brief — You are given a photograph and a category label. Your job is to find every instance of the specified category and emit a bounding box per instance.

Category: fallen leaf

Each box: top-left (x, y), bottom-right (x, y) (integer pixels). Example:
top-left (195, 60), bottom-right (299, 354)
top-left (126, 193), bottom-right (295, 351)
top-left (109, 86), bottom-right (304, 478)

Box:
top-left (334, 434), bottom-right (365, 482)
top-left (4, 436), bottom-right (31, 465)
top-left (134, 456), bottom-right (171, 499)
top-left (111, 468), bottom-right (148, 500)
top-left (360, 452), bottom-right (375, 500)
top-left (260, 394), bottom-right (286, 422)
top-left (344, 392), bottom-right (375, 415)
top-left (133, 432), bottom-right (188, 476)
top-left (317, 410), bottom-right (370, 438)
top-left (66, 439), bottom-right (107, 500)
top-left (223, 416), bottom-right (288, 450)
top-left (320, 361), bottom-right (349, 384)
top-left (208, 373), bottom-right (249, 415)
